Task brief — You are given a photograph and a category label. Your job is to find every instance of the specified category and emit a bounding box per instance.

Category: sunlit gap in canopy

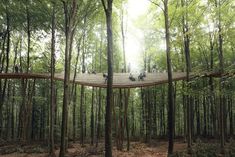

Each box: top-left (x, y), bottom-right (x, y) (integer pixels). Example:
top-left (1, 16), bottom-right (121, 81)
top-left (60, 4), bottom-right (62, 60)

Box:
top-left (124, 0), bottom-right (150, 73)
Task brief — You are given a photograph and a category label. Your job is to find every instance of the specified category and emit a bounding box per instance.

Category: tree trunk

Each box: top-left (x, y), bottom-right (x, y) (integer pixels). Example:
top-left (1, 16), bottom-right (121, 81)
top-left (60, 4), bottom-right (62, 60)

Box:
top-left (124, 89), bottom-right (130, 151)
top-left (101, 0), bottom-right (114, 156)
top-left (209, 31), bottom-right (216, 137)
top-left (216, 0), bottom-right (225, 153)
top-left (117, 89), bottom-right (124, 150)
top-left (131, 100), bottom-right (135, 138)
top-left (73, 85), bottom-right (77, 142)
top-left (229, 97), bottom-right (233, 137)
top-left (49, 2), bottom-right (56, 156)
top-left (59, 0), bottom-right (77, 156)
top-left (80, 19), bottom-right (86, 146)
top-left (163, 0), bottom-right (174, 155)
top-left (80, 85), bottom-right (84, 146)
top-left (71, 36), bottom-right (82, 143)
top-left (140, 88), bottom-right (145, 137)
top-left (96, 19), bottom-right (103, 147)
top-left (0, 7), bottom-right (10, 138)
top-left (181, 0), bottom-right (192, 153)
top-left (96, 88), bottom-right (102, 147)
top-left (153, 86), bottom-right (157, 138)
top-left (91, 87), bottom-right (95, 145)
top-left (26, 2), bottom-right (30, 73)
top-left (121, 4), bottom-right (126, 72)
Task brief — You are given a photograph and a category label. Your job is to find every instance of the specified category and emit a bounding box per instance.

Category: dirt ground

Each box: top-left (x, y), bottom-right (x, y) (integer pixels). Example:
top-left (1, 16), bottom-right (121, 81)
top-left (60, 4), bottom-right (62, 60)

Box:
top-left (0, 141), bottom-right (187, 157)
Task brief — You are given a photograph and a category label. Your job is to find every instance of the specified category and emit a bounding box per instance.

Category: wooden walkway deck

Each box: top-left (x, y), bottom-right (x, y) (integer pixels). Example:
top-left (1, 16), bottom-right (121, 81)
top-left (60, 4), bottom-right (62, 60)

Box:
top-left (0, 72), bottom-right (224, 88)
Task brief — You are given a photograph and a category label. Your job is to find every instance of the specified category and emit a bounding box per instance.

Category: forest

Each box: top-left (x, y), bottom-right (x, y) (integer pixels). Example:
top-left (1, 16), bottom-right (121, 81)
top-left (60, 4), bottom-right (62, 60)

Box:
top-left (0, 0), bottom-right (235, 157)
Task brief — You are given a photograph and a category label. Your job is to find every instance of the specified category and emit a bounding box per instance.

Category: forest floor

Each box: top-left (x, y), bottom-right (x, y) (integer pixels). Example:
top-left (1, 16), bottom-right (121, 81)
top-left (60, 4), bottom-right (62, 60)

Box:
top-left (0, 140), bottom-right (186, 157)
top-left (0, 139), bottom-right (234, 157)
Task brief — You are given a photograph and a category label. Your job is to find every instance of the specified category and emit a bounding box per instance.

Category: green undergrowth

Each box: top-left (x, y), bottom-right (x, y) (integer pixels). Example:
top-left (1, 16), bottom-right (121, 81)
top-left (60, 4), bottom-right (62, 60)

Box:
top-left (172, 140), bottom-right (235, 157)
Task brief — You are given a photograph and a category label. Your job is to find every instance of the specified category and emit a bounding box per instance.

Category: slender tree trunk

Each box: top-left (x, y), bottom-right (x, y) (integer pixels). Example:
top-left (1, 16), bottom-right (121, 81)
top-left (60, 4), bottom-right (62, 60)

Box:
top-left (11, 35), bottom-right (20, 140)
top-left (124, 89), bottom-right (130, 151)
top-left (96, 20), bottom-right (103, 147)
top-left (182, 81), bottom-right (187, 142)
top-left (6, 82), bottom-right (11, 140)
top-left (160, 86), bottom-right (165, 136)
top-left (60, 2), bottom-right (70, 155)
top-left (27, 79), bottom-right (35, 141)
top-left (140, 88), bottom-right (145, 137)
top-left (91, 87), bottom-right (95, 145)
top-left (144, 89), bottom-right (148, 142)
top-left (117, 89), bottom-right (124, 150)
top-left (96, 88), bottom-right (102, 147)
top-left (113, 93), bottom-right (118, 147)
top-left (216, 0), bottom-right (225, 153)
top-left (80, 20), bottom-right (86, 146)
top-left (203, 85), bottom-right (207, 136)
top-left (18, 1), bottom-right (31, 142)
top-left (163, 0), bottom-right (174, 155)
top-left (196, 96), bottom-right (200, 137)
top-left (80, 85), bottom-right (84, 146)
top-left (73, 85), bottom-right (77, 142)
top-left (229, 98), bottom-right (233, 137)
top-left (5, 7), bottom-right (10, 74)
top-left (26, 2), bottom-right (30, 73)
top-left (153, 87), bottom-right (157, 138)
top-left (60, 1), bottom-right (77, 156)
top-left (0, 8), bottom-right (10, 138)
top-left (71, 36), bottom-right (82, 143)
top-left (84, 93), bottom-right (87, 139)
top-left (101, 0), bottom-right (114, 156)
top-left (49, 2), bottom-right (56, 156)
top-left (121, 4), bottom-right (126, 71)
top-left (181, 0), bottom-right (192, 153)
top-left (131, 100), bottom-right (135, 138)
top-left (209, 32), bottom-right (216, 137)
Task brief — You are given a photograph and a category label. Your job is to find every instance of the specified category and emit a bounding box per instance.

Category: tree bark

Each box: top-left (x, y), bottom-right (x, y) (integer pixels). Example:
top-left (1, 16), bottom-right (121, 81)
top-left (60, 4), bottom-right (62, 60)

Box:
top-left (91, 87), bottom-right (95, 145)
top-left (121, 4), bottom-right (126, 72)
top-left (181, 0), bottom-right (192, 153)
top-left (124, 89), bottom-right (130, 151)
top-left (163, 0), bottom-right (174, 155)
top-left (80, 85), bottom-right (84, 146)
top-left (59, 0), bottom-right (77, 156)
top-left (216, 0), bottom-right (225, 153)
top-left (49, 1), bottom-right (56, 156)
top-left (96, 88), bottom-right (102, 147)
top-left (101, 0), bottom-right (114, 156)
top-left (71, 36), bottom-right (82, 143)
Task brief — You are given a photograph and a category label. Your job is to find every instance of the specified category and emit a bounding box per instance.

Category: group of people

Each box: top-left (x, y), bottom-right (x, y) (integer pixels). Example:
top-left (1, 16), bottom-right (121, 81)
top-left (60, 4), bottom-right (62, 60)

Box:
top-left (102, 71), bottom-right (147, 83)
top-left (128, 65), bottom-right (157, 82)
top-left (102, 66), bottom-right (157, 83)
top-left (129, 72), bottom-right (146, 81)
top-left (99, 64), bottom-right (158, 83)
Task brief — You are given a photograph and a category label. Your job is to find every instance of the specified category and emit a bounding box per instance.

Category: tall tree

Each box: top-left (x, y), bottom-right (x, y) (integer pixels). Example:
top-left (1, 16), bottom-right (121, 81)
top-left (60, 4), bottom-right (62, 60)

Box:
top-left (49, 0), bottom-right (56, 156)
top-left (59, 0), bottom-right (78, 156)
top-left (149, 0), bottom-right (175, 154)
top-left (0, 1), bottom-right (10, 139)
top-left (216, 0), bottom-right (225, 153)
top-left (163, 0), bottom-right (174, 155)
top-left (181, 0), bottom-right (192, 153)
top-left (101, 0), bottom-right (113, 156)
top-left (121, 2), bottom-right (127, 72)
top-left (96, 19), bottom-right (104, 147)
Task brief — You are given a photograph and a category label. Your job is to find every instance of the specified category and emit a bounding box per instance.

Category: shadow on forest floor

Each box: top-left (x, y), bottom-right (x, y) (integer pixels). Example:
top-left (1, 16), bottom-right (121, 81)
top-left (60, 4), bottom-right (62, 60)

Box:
top-left (0, 139), bottom-right (234, 157)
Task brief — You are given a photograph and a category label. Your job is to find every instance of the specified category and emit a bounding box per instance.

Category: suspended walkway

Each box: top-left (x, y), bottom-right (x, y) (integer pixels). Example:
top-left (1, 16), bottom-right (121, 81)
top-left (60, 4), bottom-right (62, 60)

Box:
top-left (0, 71), bottom-right (226, 88)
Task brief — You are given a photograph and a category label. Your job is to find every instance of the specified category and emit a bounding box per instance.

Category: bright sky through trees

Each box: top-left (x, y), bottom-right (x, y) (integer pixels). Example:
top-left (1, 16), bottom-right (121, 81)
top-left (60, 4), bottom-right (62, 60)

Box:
top-left (125, 0), bottom-right (150, 72)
